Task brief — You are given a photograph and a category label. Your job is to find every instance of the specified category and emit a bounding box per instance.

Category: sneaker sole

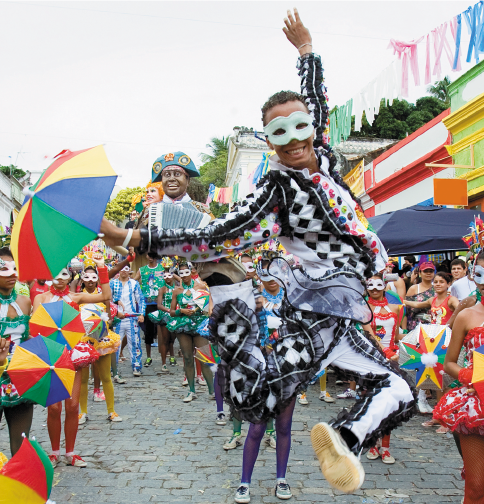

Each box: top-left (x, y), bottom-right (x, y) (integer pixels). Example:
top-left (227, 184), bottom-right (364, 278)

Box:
top-left (310, 422), bottom-right (365, 494)
top-left (216, 421), bottom-right (227, 426)
top-left (366, 454), bottom-right (380, 460)
top-left (234, 496), bottom-right (250, 504)
top-left (382, 458), bottom-right (395, 464)
top-left (275, 492), bottom-right (292, 500)
top-left (223, 441), bottom-right (242, 450)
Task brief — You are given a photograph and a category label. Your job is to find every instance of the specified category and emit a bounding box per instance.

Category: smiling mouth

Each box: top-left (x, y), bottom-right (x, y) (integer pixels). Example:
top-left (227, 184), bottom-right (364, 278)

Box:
top-left (285, 146), bottom-right (306, 156)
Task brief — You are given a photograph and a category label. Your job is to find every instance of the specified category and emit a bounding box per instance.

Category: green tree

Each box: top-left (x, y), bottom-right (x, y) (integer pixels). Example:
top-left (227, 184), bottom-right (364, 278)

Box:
top-left (350, 96), bottom-right (447, 140)
top-left (201, 137), bottom-right (229, 163)
top-left (427, 76), bottom-right (451, 107)
top-left (104, 186), bottom-right (144, 224)
top-left (0, 165), bottom-right (26, 180)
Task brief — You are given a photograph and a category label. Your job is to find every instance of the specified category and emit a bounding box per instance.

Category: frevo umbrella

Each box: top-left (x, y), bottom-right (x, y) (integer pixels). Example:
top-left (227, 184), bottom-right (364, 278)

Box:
top-left (29, 300), bottom-right (84, 350)
top-left (11, 146), bottom-right (117, 282)
top-left (0, 436), bottom-right (53, 504)
top-left (80, 303), bottom-right (108, 341)
top-left (194, 344), bottom-right (220, 365)
top-left (384, 290), bottom-right (406, 326)
top-left (8, 336), bottom-right (75, 407)
top-left (193, 290), bottom-right (210, 313)
top-left (399, 323), bottom-right (454, 390)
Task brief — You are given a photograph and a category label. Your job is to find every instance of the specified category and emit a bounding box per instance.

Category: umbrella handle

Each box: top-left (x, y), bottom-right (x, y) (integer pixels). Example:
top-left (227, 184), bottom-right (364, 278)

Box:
top-left (112, 246), bottom-right (129, 256)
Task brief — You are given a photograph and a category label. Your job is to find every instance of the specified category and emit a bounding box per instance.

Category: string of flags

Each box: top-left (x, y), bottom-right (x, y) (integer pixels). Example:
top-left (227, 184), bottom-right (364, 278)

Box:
top-left (328, 0), bottom-right (484, 145)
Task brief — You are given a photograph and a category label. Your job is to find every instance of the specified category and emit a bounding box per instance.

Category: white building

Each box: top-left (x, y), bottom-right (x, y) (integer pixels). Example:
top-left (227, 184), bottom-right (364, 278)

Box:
top-left (225, 127), bottom-right (269, 200)
top-left (0, 170), bottom-right (25, 232)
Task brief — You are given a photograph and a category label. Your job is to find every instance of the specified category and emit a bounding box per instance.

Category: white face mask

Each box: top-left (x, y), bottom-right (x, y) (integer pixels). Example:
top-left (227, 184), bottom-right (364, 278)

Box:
top-left (164, 273), bottom-right (173, 279)
top-left (263, 111), bottom-right (314, 146)
top-left (179, 270), bottom-right (191, 278)
top-left (121, 266), bottom-right (131, 273)
top-left (243, 262), bottom-right (255, 273)
top-left (83, 272), bottom-right (99, 282)
top-left (55, 268), bottom-right (71, 281)
top-left (367, 279), bottom-right (385, 291)
top-left (474, 265), bottom-right (484, 285)
top-left (0, 259), bottom-right (17, 277)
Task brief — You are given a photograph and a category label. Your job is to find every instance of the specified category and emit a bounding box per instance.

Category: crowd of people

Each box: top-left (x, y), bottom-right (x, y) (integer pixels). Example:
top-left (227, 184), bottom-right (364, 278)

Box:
top-left (0, 8), bottom-right (482, 504)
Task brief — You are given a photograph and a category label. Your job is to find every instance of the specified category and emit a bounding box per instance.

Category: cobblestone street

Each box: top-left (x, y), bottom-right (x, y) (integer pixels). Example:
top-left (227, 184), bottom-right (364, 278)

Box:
top-left (0, 351), bottom-right (465, 504)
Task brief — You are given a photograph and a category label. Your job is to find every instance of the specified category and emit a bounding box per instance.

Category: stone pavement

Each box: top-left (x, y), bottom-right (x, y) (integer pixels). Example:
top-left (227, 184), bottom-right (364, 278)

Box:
top-left (0, 352), bottom-right (465, 504)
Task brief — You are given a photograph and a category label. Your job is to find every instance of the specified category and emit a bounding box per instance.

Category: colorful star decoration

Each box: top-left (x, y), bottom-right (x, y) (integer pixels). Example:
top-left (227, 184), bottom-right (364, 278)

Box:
top-left (399, 324), bottom-right (451, 389)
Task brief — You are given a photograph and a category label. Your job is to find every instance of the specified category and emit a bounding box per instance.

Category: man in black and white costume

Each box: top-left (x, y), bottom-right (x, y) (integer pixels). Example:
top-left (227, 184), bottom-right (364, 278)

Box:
top-left (101, 9), bottom-right (415, 495)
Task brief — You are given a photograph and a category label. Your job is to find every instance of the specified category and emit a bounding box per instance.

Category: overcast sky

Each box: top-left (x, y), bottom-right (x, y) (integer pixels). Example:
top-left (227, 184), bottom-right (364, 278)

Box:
top-left (0, 0), bottom-right (474, 190)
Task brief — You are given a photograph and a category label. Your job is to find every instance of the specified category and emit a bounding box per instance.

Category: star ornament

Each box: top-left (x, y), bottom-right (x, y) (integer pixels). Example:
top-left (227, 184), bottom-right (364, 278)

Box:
top-left (399, 324), bottom-right (450, 389)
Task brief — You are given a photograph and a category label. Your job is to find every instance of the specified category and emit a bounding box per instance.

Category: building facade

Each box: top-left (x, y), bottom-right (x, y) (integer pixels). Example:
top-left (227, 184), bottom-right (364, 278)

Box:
top-left (443, 60), bottom-right (484, 210)
top-left (225, 127), bottom-right (269, 199)
top-left (363, 110), bottom-right (452, 217)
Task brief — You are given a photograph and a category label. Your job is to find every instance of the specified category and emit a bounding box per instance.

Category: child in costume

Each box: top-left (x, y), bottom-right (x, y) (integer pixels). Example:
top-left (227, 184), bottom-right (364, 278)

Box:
top-left (100, 9), bottom-right (415, 495)
top-left (133, 252), bottom-right (165, 367)
top-left (163, 263), bottom-right (213, 402)
top-left (149, 256), bottom-right (177, 373)
top-left (363, 273), bottom-right (403, 465)
top-left (77, 260), bottom-right (122, 425)
top-left (0, 248), bottom-right (33, 456)
top-left (33, 253), bottom-right (111, 468)
top-left (110, 266), bottom-right (146, 376)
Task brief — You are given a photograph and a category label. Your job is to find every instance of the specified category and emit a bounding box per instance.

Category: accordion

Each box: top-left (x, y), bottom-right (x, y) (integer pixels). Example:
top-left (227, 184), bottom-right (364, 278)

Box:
top-left (148, 202), bottom-right (212, 230)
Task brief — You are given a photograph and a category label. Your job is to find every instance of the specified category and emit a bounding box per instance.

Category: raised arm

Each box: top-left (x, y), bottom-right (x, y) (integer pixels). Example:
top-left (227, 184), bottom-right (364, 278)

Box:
top-left (283, 8), bottom-right (329, 147)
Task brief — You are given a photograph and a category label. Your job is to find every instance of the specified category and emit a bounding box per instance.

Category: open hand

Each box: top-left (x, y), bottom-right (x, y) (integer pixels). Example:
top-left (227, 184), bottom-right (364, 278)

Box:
top-left (282, 8), bottom-right (312, 56)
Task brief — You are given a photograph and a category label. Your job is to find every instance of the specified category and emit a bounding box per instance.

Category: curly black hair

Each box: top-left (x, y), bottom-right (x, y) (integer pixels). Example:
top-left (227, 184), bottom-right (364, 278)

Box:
top-left (261, 90), bottom-right (309, 125)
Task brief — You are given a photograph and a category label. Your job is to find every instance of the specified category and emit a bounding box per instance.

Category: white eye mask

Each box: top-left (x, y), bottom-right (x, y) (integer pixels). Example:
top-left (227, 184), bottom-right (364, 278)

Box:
top-left (164, 273), bottom-right (173, 279)
top-left (121, 266), bottom-right (131, 273)
top-left (0, 259), bottom-right (17, 277)
top-left (83, 272), bottom-right (99, 282)
top-left (367, 279), bottom-right (385, 291)
top-left (243, 262), bottom-right (255, 273)
top-left (474, 265), bottom-right (484, 285)
top-left (263, 111), bottom-right (314, 146)
top-left (179, 270), bottom-right (191, 277)
top-left (54, 268), bottom-right (70, 281)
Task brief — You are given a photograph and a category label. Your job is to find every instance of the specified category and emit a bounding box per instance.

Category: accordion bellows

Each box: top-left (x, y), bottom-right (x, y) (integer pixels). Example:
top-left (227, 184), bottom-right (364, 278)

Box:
top-left (149, 202), bottom-right (211, 230)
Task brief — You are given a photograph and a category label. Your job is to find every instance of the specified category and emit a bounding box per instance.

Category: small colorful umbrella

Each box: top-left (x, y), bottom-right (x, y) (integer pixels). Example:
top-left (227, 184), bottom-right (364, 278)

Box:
top-left (194, 344), bottom-right (220, 365)
top-left (384, 290), bottom-right (406, 325)
top-left (0, 435), bottom-right (53, 504)
top-left (80, 303), bottom-right (108, 341)
top-left (29, 300), bottom-right (84, 350)
top-left (7, 336), bottom-right (75, 407)
top-left (399, 323), bottom-right (452, 390)
top-left (193, 290), bottom-right (210, 313)
top-left (472, 344), bottom-right (484, 401)
top-left (11, 146), bottom-right (117, 282)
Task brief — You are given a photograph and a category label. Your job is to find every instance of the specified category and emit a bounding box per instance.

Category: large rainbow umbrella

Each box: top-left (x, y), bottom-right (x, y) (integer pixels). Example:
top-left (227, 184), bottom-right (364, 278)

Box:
top-left (0, 436), bottom-right (53, 504)
top-left (8, 336), bottom-right (75, 407)
top-left (29, 300), bottom-right (84, 350)
top-left (11, 146), bottom-right (117, 282)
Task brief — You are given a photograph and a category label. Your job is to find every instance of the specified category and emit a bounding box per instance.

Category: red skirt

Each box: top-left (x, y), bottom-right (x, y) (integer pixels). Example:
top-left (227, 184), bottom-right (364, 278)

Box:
top-left (70, 342), bottom-right (100, 371)
top-left (433, 385), bottom-right (484, 435)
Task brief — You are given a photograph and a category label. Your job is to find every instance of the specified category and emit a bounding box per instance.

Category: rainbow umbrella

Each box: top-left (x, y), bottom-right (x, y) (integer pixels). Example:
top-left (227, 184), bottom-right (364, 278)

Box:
top-left (8, 336), bottom-right (75, 407)
top-left (0, 436), bottom-right (53, 504)
top-left (384, 290), bottom-right (406, 325)
top-left (399, 323), bottom-right (451, 390)
top-left (29, 300), bottom-right (84, 350)
top-left (472, 345), bottom-right (484, 401)
top-left (11, 146), bottom-right (117, 282)
top-left (193, 290), bottom-right (210, 313)
top-left (81, 303), bottom-right (108, 341)
top-left (194, 344), bottom-right (220, 365)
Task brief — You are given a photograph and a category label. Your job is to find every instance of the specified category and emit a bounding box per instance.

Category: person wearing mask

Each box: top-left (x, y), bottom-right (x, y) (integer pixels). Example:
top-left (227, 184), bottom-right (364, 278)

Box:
top-left (133, 253), bottom-right (165, 367)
